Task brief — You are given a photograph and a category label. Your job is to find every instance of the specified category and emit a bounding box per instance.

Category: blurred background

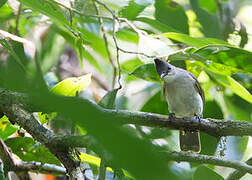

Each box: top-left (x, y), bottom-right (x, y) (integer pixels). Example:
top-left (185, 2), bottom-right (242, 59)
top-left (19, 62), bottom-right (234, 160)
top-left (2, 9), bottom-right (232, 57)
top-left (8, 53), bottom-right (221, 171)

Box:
top-left (0, 0), bottom-right (252, 179)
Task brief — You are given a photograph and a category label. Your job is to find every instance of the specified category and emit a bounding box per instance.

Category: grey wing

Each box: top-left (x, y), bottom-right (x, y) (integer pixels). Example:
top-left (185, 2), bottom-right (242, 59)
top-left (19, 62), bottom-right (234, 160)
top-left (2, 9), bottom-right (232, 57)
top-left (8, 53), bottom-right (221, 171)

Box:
top-left (188, 72), bottom-right (205, 104)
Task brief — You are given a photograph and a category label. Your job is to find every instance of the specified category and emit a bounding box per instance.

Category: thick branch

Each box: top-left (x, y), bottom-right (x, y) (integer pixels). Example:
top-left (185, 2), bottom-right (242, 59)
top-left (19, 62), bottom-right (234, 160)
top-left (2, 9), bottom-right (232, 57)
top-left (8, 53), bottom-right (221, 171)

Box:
top-left (103, 109), bottom-right (252, 137)
top-left (1, 89), bottom-right (252, 138)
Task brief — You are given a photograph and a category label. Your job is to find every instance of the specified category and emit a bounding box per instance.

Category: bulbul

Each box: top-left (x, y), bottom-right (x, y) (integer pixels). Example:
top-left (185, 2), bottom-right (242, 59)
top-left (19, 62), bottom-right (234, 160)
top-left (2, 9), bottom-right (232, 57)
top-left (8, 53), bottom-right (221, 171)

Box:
top-left (154, 58), bottom-right (204, 153)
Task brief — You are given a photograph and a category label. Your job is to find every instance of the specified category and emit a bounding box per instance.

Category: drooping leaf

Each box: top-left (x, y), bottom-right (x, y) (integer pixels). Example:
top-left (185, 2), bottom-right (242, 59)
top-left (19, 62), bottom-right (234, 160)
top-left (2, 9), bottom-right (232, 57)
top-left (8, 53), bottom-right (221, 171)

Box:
top-left (193, 165), bottom-right (223, 180)
top-left (51, 74), bottom-right (91, 96)
top-left (132, 63), bottom-right (160, 82)
top-left (189, 0), bottom-right (222, 39)
top-left (206, 71), bottom-right (252, 103)
top-left (119, 0), bottom-right (150, 20)
top-left (5, 137), bottom-right (60, 165)
top-left (98, 88), bottom-right (119, 109)
top-left (154, 0), bottom-right (189, 34)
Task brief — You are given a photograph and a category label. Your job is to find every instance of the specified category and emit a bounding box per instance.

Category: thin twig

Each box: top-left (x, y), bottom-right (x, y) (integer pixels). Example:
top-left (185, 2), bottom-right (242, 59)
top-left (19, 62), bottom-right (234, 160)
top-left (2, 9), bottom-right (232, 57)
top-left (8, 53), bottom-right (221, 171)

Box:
top-left (92, 0), bottom-right (117, 89)
top-left (112, 19), bottom-right (122, 88)
top-left (15, 4), bottom-right (22, 35)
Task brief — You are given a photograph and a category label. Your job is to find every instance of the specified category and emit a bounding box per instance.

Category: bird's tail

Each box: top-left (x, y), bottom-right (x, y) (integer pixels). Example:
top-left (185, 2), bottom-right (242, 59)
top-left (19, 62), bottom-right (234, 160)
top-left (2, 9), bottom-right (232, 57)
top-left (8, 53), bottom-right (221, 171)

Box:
top-left (179, 130), bottom-right (201, 153)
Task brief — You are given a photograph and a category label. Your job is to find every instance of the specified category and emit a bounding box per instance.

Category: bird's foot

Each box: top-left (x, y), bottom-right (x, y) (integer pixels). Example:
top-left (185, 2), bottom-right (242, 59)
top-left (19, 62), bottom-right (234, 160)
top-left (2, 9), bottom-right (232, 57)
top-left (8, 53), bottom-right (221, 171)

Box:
top-left (194, 114), bottom-right (202, 129)
top-left (169, 113), bottom-right (175, 121)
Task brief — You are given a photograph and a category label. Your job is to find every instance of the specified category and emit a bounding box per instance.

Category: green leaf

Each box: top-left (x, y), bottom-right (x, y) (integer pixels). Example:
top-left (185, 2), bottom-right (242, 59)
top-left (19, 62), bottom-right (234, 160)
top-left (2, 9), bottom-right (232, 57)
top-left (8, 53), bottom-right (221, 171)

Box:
top-left (224, 95), bottom-right (252, 122)
top-left (51, 74), bottom-right (91, 96)
top-left (132, 63), bottom-right (160, 82)
top-left (98, 88), bottom-right (119, 109)
top-left (114, 29), bottom-right (139, 44)
top-left (41, 35), bottom-right (65, 73)
top-left (189, 0), bottom-right (221, 39)
top-left (5, 137), bottom-right (60, 165)
top-left (194, 45), bottom-right (252, 72)
top-left (193, 165), bottom-right (223, 180)
top-left (0, 39), bottom-right (26, 72)
top-left (135, 17), bottom-right (178, 33)
top-left (169, 45), bottom-right (252, 74)
top-left (141, 90), bottom-right (168, 115)
top-left (79, 153), bottom-right (133, 179)
top-left (199, 0), bottom-right (218, 14)
top-left (206, 71), bottom-right (252, 103)
top-left (154, 0), bottom-right (189, 34)
top-left (119, 0), bottom-right (150, 20)
top-left (121, 58), bottom-right (144, 72)
top-left (0, 116), bottom-right (18, 140)
top-left (0, 0), bottom-right (7, 8)
top-left (18, 0), bottom-right (69, 26)
top-left (38, 112), bottom-right (57, 125)
top-left (161, 32), bottom-right (229, 47)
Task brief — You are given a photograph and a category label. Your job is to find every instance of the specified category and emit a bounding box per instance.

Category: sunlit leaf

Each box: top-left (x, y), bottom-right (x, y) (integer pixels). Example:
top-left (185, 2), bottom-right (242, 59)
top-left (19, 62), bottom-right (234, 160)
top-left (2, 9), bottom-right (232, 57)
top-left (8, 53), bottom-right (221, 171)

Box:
top-left (121, 58), bottom-right (144, 72)
top-left (79, 153), bottom-right (133, 178)
top-left (5, 137), bottom-right (60, 165)
top-left (0, 116), bottom-right (18, 140)
top-left (138, 34), bottom-right (173, 63)
top-left (51, 74), bottom-right (91, 96)
top-left (119, 0), bottom-right (150, 20)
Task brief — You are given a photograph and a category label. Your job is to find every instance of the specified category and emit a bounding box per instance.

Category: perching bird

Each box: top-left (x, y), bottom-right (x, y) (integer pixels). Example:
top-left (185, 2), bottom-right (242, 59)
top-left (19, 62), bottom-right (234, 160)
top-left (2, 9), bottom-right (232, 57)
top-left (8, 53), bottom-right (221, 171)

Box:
top-left (154, 58), bottom-right (204, 153)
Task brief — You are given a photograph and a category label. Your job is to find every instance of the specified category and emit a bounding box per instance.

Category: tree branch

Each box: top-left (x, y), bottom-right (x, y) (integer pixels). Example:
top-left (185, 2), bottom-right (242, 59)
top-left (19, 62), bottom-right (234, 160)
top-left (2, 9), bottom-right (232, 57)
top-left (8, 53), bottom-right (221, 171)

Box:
top-left (103, 109), bottom-right (252, 137)
top-left (0, 138), bottom-right (66, 175)
top-left (1, 89), bottom-right (252, 138)
top-left (0, 90), bottom-right (84, 179)
top-left (52, 134), bottom-right (252, 175)
top-left (226, 157), bottom-right (252, 180)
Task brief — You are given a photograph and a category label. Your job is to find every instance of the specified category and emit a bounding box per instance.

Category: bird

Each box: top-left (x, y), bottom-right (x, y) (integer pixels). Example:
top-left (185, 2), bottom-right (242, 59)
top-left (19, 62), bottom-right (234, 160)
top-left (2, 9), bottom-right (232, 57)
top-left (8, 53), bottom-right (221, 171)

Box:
top-left (154, 58), bottom-right (204, 153)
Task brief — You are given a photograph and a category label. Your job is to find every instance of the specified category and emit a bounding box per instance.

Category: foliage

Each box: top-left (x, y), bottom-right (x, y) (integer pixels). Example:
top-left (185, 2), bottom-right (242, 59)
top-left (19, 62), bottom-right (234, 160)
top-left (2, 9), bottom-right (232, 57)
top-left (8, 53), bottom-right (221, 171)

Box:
top-left (0, 0), bottom-right (252, 179)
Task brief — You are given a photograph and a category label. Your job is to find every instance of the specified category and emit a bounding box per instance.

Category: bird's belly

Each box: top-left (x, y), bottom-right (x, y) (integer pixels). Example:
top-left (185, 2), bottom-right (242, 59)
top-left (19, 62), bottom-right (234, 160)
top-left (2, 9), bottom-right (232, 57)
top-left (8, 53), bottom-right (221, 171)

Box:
top-left (165, 85), bottom-right (203, 117)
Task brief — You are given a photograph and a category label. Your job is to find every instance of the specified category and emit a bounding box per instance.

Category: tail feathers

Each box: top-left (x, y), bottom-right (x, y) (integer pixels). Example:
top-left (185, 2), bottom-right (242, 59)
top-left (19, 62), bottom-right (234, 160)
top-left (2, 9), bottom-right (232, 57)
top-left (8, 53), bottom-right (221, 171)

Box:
top-left (179, 130), bottom-right (201, 153)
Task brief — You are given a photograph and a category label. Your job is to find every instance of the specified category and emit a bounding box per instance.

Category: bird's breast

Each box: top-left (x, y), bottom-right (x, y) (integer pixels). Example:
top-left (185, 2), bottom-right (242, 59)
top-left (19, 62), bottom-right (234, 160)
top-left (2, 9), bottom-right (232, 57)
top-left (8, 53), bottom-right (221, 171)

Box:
top-left (164, 78), bottom-right (203, 117)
